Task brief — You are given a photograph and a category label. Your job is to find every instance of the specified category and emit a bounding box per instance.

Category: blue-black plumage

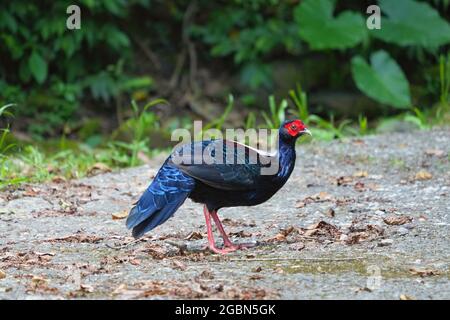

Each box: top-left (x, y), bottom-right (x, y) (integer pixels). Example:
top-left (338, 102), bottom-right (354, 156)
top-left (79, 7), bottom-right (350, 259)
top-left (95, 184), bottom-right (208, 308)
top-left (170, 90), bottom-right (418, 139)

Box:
top-left (126, 119), bottom-right (311, 254)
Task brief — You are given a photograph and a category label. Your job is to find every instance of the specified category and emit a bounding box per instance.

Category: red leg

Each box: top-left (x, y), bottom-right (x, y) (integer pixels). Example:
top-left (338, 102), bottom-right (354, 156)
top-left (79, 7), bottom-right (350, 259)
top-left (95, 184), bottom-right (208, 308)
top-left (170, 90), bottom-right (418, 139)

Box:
top-left (203, 206), bottom-right (237, 254)
top-left (210, 211), bottom-right (238, 249)
top-left (210, 210), bottom-right (256, 250)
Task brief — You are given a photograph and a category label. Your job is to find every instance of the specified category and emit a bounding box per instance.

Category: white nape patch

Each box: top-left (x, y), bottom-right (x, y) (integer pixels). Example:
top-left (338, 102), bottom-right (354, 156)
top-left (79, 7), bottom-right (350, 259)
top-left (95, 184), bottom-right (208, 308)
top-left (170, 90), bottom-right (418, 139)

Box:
top-left (230, 140), bottom-right (278, 157)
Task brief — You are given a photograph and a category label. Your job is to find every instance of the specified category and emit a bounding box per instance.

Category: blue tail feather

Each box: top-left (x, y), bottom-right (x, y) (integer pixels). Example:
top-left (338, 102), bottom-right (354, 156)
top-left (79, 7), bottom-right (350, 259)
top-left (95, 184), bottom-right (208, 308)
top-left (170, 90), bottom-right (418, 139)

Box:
top-left (126, 163), bottom-right (195, 238)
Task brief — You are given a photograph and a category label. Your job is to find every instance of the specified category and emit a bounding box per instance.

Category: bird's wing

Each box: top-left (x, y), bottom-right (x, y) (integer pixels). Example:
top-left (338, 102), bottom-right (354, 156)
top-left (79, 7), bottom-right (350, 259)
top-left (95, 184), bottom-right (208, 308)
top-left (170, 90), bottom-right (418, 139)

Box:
top-left (126, 163), bottom-right (195, 238)
top-left (168, 140), bottom-right (275, 190)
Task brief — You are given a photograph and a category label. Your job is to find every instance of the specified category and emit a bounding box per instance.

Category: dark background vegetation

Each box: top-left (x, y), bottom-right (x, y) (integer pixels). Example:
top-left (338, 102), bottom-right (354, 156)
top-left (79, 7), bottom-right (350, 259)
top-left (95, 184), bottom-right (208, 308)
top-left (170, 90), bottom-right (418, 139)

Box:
top-left (0, 0), bottom-right (449, 185)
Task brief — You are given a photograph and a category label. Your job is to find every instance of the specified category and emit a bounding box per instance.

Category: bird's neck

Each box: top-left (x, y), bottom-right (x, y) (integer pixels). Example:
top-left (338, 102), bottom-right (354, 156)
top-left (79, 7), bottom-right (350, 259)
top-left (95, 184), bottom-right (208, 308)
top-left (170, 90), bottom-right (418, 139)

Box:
top-left (276, 137), bottom-right (296, 181)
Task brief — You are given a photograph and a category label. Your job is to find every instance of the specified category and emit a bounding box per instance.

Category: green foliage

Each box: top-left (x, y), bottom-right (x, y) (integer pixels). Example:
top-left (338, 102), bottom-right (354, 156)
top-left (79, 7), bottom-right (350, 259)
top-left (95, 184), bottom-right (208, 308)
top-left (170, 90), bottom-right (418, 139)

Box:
top-left (191, 0), bottom-right (449, 108)
top-left (0, 0), bottom-right (152, 135)
top-left (439, 53), bottom-right (450, 108)
top-left (28, 51), bottom-right (48, 84)
top-left (245, 112), bottom-right (257, 130)
top-left (358, 115), bottom-right (368, 136)
top-left (2, 0), bottom-right (450, 130)
top-left (351, 51), bottom-right (411, 108)
top-left (204, 95), bottom-right (235, 130)
top-left (289, 84), bottom-right (309, 122)
top-left (262, 95), bottom-right (288, 128)
top-left (0, 105), bottom-right (15, 157)
top-left (371, 0), bottom-right (450, 48)
top-left (294, 0), bottom-right (367, 50)
top-left (191, 0), bottom-right (301, 89)
top-left (0, 104), bottom-right (17, 184)
top-left (1, 0), bottom-right (449, 189)
top-left (112, 99), bottom-right (168, 167)
top-left (307, 115), bottom-right (354, 141)
top-left (404, 107), bottom-right (430, 129)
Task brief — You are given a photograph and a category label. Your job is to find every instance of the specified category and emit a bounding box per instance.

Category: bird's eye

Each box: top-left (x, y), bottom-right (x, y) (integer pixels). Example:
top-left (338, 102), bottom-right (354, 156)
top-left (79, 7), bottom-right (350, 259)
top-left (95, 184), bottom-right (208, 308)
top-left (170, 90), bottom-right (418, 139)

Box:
top-left (291, 124), bottom-right (297, 130)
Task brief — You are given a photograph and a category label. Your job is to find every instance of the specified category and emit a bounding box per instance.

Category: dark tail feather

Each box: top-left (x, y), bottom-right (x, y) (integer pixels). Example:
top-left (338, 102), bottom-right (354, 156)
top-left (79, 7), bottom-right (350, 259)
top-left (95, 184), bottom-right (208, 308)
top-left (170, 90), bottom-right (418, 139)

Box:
top-left (126, 164), bottom-right (195, 238)
top-left (130, 198), bottom-right (187, 238)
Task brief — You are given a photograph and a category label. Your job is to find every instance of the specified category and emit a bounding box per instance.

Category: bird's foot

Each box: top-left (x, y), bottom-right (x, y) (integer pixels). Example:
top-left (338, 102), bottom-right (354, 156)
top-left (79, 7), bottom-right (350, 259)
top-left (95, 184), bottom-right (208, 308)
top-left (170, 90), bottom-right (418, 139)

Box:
top-left (208, 245), bottom-right (239, 255)
top-left (221, 241), bottom-right (257, 251)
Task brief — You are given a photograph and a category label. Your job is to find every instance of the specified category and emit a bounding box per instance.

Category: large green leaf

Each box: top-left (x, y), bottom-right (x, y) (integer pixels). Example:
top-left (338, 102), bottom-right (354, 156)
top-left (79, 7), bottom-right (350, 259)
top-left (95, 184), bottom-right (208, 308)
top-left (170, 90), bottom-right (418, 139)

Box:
top-left (28, 51), bottom-right (48, 84)
top-left (372, 0), bottom-right (450, 48)
top-left (294, 0), bottom-right (367, 50)
top-left (351, 50), bottom-right (411, 108)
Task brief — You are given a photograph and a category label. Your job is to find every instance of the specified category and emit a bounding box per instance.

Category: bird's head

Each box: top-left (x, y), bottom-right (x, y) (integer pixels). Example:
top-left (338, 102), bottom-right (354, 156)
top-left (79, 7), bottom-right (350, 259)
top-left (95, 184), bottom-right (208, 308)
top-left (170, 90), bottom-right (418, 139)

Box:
top-left (279, 119), bottom-right (311, 142)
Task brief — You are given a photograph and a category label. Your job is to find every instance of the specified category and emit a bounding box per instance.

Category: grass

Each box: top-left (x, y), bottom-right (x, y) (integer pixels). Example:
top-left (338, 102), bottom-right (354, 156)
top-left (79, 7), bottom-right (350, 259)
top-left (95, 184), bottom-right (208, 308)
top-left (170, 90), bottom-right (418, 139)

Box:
top-left (1, 139), bottom-right (169, 189)
top-left (1, 82), bottom-right (449, 190)
top-left (439, 53), bottom-right (450, 110)
top-left (112, 98), bottom-right (168, 167)
top-left (261, 95), bottom-right (288, 129)
top-left (0, 99), bottom-right (169, 189)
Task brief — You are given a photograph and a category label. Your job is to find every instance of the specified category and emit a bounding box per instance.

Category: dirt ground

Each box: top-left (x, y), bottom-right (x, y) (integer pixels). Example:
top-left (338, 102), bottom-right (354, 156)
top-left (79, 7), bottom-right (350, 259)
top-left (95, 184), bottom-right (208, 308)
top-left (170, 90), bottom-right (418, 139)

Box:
top-left (1, 130), bottom-right (449, 299)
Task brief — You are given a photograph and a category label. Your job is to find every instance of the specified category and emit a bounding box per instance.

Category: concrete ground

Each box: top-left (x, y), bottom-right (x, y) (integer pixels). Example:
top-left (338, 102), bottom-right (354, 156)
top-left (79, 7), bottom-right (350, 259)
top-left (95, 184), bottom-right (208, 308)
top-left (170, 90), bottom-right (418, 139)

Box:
top-left (0, 129), bottom-right (449, 299)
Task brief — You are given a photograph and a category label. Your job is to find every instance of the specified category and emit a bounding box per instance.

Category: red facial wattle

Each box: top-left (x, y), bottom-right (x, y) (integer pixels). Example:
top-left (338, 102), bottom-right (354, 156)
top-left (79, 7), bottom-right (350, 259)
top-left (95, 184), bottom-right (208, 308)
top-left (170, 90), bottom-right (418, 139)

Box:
top-left (284, 120), bottom-right (306, 137)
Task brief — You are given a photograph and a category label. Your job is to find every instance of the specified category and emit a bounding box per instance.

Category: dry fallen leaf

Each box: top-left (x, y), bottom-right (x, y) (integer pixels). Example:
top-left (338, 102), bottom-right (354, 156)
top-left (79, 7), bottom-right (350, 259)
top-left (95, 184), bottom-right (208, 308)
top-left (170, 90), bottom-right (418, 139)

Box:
top-left (185, 231), bottom-right (203, 240)
top-left (354, 181), bottom-right (365, 192)
top-left (27, 275), bottom-right (59, 294)
top-left (112, 284), bottom-right (142, 299)
top-left (87, 162), bottom-right (111, 176)
top-left (229, 230), bottom-right (252, 238)
top-left (274, 267), bottom-right (284, 274)
top-left (353, 170), bottom-right (368, 178)
top-left (171, 260), bottom-right (187, 271)
top-left (266, 233), bottom-right (286, 243)
top-left (295, 201), bottom-right (306, 208)
top-left (129, 258), bottom-right (141, 266)
top-left (296, 192), bottom-right (336, 208)
top-left (23, 188), bottom-right (39, 197)
top-left (315, 191), bottom-right (334, 201)
top-left (400, 294), bottom-right (415, 300)
top-left (59, 199), bottom-right (74, 212)
top-left (425, 149), bottom-right (445, 158)
top-left (80, 284), bottom-right (94, 293)
top-left (289, 242), bottom-right (305, 251)
top-left (112, 210), bottom-right (129, 220)
top-left (0, 270), bottom-right (6, 280)
top-left (31, 275), bottom-right (47, 284)
top-left (35, 251), bottom-right (55, 263)
top-left (252, 266), bottom-right (262, 273)
top-left (414, 170), bottom-right (432, 181)
top-left (52, 175), bottom-right (66, 183)
top-left (47, 232), bottom-right (104, 244)
top-left (199, 270), bottom-right (214, 279)
top-left (409, 268), bottom-right (440, 277)
top-left (383, 215), bottom-right (413, 226)
top-left (325, 208), bottom-right (335, 218)
top-left (337, 176), bottom-right (353, 186)
top-left (304, 221), bottom-right (341, 239)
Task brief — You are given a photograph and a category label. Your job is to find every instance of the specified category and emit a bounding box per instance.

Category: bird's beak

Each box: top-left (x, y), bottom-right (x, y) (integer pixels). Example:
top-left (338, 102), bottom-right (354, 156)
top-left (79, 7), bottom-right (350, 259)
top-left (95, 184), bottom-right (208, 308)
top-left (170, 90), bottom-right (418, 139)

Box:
top-left (301, 128), bottom-right (312, 137)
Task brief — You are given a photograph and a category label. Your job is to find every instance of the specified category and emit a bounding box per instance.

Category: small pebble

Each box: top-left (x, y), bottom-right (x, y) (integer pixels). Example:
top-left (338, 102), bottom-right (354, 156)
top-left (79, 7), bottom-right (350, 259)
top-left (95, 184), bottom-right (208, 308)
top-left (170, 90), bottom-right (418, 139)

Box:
top-left (375, 210), bottom-right (385, 216)
top-left (339, 234), bottom-right (348, 241)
